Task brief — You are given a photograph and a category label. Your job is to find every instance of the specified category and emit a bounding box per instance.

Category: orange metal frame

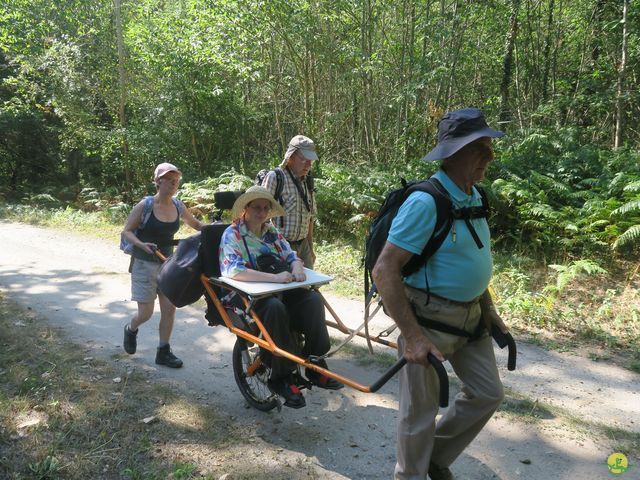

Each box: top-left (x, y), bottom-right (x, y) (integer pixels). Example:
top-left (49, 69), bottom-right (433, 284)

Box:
top-left (202, 274), bottom-right (395, 393)
top-left (154, 248), bottom-right (449, 406)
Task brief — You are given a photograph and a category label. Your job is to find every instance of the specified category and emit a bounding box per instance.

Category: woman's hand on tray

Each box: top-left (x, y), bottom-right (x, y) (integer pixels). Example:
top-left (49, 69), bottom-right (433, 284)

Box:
top-left (291, 260), bottom-right (306, 282)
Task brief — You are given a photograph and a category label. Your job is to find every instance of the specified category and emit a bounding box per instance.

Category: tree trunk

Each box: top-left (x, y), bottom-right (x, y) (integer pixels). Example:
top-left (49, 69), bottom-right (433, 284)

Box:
top-left (113, 0), bottom-right (130, 195)
top-left (499, 0), bottom-right (520, 127)
top-left (614, 0), bottom-right (629, 149)
top-left (542, 0), bottom-right (555, 102)
top-left (360, 0), bottom-right (376, 161)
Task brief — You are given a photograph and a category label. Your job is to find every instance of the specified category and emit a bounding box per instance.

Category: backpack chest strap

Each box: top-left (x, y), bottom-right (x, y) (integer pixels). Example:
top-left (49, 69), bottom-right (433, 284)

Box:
top-left (451, 205), bottom-right (488, 249)
top-left (451, 205), bottom-right (487, 220)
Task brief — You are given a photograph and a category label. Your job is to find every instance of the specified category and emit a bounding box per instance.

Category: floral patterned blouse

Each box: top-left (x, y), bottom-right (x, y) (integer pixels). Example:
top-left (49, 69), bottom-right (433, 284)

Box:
top-left (219, 218), bottom-right (298, 278)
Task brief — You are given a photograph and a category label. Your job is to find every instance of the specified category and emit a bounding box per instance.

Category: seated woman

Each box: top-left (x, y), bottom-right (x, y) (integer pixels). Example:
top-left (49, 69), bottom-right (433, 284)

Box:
top-left (219, 186), bottom-right (343, 409)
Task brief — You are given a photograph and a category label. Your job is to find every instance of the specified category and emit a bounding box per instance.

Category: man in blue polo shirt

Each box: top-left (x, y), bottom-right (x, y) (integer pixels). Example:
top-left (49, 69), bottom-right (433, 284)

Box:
top-left (372, 108), bottom-right (510, 480)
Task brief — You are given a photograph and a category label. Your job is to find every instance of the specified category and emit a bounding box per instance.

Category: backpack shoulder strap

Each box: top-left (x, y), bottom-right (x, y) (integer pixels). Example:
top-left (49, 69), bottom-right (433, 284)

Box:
top-left (402, 177), bottom-right (452, 276)
top-left (139, 196), bottom-right (155, 231)
top-left (273, 167), bottom-right (285, 201)
top-left (474, 185), bottom-right (490, 215)
top-left (173, 197), bottom-right (186, 216)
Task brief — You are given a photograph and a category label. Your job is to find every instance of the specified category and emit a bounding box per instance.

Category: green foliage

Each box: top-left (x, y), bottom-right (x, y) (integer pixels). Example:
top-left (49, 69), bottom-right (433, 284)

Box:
top-left (2, 0), bottom-right (639, 197)
top-left (315, 161), bottom-right (436, 243)
top-left (22, 194), bottom-right (63, 208)
top-left (179, 169), bottom-right (254, 220)
top-left (1, 0), bottom-right (639, 267)
top-left (613, 225), bottom-right (640, 250)
top-left (493, 262), bottom-right (555, 327)
top-left (545, 260), bottom-right (607, 297)
top-left (314, 239), bottom-right (363, 298)
top-left (610, 174), bottom-right (640, 251)
top-left (28, 456), bottom-right (60, 479)
top-left (487, 131), bottom-right (640, 260)
top-left (491, 254), bottom-right (638, 345)
top-left (630, 355), bottom-right (640, 374)
top-left (171, 462), bottom-right (198, 480)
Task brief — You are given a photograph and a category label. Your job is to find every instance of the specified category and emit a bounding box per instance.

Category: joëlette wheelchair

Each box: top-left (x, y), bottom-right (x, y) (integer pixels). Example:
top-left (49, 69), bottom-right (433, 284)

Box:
top-left (156, 190), bottom-right (449, 412)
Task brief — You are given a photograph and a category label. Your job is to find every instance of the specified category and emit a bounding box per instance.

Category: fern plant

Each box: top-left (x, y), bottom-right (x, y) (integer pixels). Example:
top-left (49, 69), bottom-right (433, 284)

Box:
top-left (611, 178), bottom-right (640, 251)
top-left (179, 169), bottom-right (254, 219)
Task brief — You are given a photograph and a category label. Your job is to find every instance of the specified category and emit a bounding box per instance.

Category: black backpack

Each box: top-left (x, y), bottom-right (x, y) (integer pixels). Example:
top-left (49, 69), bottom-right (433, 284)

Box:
top-left (255, 167), bottom-right (286, 203)
top-left (363, 177), bottom-right (489, 300)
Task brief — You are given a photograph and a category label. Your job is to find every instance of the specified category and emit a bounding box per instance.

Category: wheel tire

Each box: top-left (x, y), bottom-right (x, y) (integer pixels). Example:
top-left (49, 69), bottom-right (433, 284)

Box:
top-left (232, 338), bottom-right (278, 412)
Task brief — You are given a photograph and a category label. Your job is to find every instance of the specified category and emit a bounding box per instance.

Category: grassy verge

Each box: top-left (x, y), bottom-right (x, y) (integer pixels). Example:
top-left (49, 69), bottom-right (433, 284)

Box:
top-left (491, 253), bottom-right (640, 372)
top-left (314, 239), bottom-right (363, 299)
top-left (0, 292), bottom-right (321, 480)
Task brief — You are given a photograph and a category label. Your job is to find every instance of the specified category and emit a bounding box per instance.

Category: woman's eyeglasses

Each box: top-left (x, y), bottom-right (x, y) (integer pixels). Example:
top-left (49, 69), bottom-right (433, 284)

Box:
top-left (248, 204), bottom-right (272, 213)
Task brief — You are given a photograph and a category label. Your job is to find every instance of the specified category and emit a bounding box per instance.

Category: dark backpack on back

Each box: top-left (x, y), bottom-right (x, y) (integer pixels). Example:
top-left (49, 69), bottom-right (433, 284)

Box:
top-left (255, 167), bottom-right (286, 203)
top-left (363, 177), bottom-right (489, 300)
top-left (255, 167), bottom-right (315, 205)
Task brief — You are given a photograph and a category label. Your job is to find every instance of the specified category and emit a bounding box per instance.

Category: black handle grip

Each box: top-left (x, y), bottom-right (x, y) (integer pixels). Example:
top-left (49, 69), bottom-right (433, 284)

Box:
top-left (428, 353), bottom-right (449, 408)
top-left (506, 333), bottom-right (517, 371)
top-left (491, 325), bottom-right (517, 371)
top-left (369, 354), bottom-right (449, 408)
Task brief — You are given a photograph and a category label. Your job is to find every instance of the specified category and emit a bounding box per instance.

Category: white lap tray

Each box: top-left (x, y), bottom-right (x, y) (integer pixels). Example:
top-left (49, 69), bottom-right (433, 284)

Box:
top-left (218, 268), bottom-right (333, 297)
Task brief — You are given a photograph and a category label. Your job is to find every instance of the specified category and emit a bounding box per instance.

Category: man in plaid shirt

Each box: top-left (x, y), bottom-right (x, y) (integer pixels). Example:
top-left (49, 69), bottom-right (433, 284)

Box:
top-left (261, 135), bottom-right (318, 268)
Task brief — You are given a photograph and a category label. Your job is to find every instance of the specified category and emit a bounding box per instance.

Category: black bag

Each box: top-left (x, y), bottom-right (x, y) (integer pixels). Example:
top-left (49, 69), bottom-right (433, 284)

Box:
top-left (157, 233), bottom-right (204, 307)
top-left (256, 253), bottom-right (291, 274)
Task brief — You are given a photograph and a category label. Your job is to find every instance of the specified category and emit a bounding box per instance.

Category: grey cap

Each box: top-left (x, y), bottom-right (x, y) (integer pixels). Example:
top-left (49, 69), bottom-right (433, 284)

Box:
top-left (281, 135), bottom-right (319, 166)
top-left (422, 108), bottom-right (505, 162)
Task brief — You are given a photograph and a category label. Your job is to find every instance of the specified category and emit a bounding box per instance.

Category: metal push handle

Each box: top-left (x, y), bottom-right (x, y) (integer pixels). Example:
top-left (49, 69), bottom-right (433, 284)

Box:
top-left (369, 353), bottom-right (449, 408)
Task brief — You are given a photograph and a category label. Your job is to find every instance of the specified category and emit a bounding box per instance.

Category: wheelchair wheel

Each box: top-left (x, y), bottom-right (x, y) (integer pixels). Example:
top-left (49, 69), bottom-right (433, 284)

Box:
top-left (232, 338), bottom-right (278, 412)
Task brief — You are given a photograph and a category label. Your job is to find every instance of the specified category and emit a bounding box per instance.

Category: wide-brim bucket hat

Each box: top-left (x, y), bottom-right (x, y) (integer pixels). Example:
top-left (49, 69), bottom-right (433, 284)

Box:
top-left (422, 108), bottom-right (505, 162)
top-left (231, 185), bottom-right (286, 221)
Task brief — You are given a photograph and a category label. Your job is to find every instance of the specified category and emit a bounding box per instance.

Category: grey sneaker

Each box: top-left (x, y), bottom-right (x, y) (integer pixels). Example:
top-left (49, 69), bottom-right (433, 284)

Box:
top-left (428, 462), bottom-right (454, 480)
top-left (123, 324), bottom-right (137, 354)
top-left (155, 345), bottom-right (183, 368)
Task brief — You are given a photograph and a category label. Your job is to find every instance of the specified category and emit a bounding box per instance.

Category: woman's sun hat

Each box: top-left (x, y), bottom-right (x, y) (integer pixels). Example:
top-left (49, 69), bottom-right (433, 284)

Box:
top-left (231, 185), bottom-right (286, 220)
top-left (154, 162), bottom-right (182, 182)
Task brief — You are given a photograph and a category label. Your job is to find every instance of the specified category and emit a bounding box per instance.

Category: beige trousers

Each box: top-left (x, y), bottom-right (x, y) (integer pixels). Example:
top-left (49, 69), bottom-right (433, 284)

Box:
top-left (394, 291), bottom-right (504, 480)
top-left (292, 237), bottom-right (315, 269)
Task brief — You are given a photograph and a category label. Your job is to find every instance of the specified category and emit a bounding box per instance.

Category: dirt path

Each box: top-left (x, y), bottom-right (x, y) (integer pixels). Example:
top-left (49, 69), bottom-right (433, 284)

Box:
top-left (0, 221), bottom-right (638, 479)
